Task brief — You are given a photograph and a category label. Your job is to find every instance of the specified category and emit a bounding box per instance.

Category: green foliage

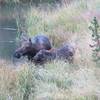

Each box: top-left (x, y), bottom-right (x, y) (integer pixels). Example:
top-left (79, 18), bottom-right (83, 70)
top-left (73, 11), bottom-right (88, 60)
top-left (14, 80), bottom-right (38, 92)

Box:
top-left (89, 17), bottom-right (100, 65)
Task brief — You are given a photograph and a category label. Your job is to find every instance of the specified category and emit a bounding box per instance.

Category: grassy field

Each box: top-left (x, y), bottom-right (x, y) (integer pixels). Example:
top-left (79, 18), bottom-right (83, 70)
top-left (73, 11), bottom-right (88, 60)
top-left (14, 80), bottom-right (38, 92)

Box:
top-left (0, 0), bottom-right (100, 100)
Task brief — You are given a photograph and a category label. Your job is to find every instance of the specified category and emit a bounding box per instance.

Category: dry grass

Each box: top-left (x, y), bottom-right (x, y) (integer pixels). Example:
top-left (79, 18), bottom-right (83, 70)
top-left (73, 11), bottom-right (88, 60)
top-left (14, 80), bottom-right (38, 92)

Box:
top-left (0, 0), bottom-right (100, 99)
top-left (0, 60), bottom-right (100, 100)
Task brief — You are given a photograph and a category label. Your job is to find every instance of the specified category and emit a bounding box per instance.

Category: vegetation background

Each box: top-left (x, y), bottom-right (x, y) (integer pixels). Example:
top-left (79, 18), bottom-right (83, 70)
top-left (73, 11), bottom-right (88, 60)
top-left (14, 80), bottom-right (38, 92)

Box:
top-left (0, 0), bottom-right (100, 100)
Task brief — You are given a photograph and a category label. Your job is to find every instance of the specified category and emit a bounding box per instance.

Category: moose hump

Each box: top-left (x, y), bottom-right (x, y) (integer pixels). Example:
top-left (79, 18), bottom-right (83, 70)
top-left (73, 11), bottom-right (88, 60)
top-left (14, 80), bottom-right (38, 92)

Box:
top-left (13, 34), bottom-right (52, 61)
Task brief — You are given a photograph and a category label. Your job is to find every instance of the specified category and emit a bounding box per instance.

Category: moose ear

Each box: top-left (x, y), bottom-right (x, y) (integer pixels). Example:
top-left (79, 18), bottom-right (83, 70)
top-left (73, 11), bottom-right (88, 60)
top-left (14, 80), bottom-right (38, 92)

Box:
top-left (29, 38), bottom-right (32, 44)
top-left (29, 38), bottom-right (31, 42)
top-left (20, 33), bottom-right (29, 42)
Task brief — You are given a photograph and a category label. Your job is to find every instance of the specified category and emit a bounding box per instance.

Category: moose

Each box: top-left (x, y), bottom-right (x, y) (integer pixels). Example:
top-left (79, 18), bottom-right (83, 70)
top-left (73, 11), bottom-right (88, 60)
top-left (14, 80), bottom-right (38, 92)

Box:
top-left (13, 35), bottom-right (52, 61)
top-left (33, 43), bottom-right (75, 64)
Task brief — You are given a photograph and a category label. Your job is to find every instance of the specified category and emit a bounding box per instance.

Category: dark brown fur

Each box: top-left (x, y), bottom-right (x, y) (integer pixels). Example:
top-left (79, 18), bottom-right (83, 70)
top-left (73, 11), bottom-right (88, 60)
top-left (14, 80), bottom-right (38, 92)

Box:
top-left (33, 43), bottom-right (75, 64)
top-left (13, 35), bottom-right (52, 61)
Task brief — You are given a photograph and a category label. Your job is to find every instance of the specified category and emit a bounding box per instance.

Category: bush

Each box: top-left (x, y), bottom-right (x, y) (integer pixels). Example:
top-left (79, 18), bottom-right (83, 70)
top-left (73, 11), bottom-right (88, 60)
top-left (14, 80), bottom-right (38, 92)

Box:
top-left (89, 17), bottom-right (100, 66)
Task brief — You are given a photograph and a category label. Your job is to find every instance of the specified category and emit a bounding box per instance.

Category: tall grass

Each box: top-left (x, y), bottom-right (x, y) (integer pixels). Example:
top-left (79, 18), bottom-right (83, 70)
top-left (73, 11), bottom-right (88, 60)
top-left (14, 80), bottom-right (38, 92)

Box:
top-left (23, 0), bottom-right (99, 65)
top-left (0, 0), bottom-right (100, 99)
top-left (25, 0), bottom-right (91, 47)
top-left (0, 60), bottom-right (100, 100)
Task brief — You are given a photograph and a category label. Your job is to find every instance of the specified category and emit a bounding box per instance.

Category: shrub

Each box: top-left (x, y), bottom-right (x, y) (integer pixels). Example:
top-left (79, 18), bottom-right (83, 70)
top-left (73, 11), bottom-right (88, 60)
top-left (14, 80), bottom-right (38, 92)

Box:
top-left (89, 17), bottom-right (100, 66)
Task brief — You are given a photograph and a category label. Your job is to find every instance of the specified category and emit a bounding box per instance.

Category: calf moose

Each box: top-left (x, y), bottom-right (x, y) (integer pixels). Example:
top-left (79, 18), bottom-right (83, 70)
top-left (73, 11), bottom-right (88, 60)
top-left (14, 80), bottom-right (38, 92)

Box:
top-left (33, 43), bottom-right (75, 64)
